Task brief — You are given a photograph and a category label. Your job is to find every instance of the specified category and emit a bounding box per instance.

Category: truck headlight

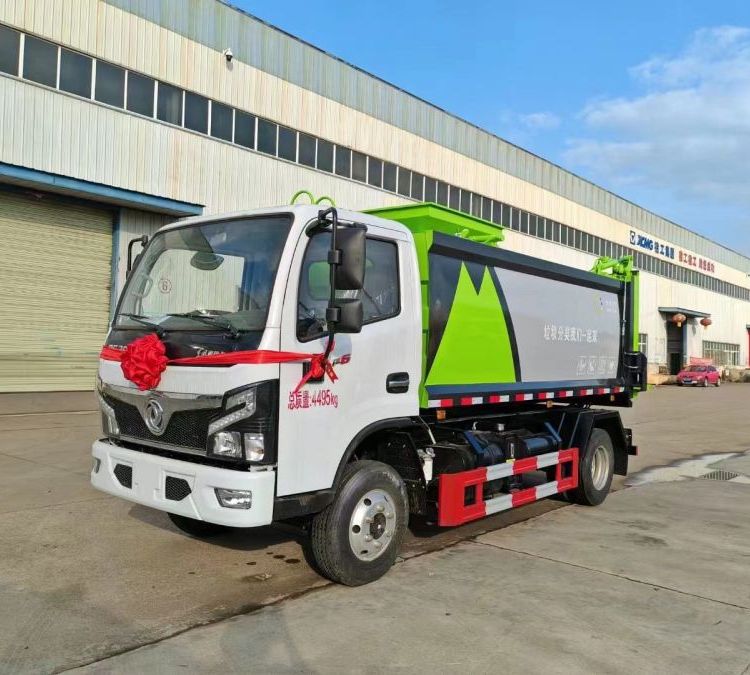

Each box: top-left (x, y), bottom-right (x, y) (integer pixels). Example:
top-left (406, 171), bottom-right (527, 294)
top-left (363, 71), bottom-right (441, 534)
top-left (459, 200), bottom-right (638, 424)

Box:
top-left (211, 431), bottom-right (243, 458)
top-left (244, 433), bottom-right (265, 461)
top-left (207, 388), bottom-right (256, 435)
top-left (206, 381), bottom-right (277, 463)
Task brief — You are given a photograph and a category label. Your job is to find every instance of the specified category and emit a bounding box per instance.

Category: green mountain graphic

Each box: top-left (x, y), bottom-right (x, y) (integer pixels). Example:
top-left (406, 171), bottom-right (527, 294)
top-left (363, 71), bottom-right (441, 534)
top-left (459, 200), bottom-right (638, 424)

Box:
top-left (426, 264), bottom-right (516, 386)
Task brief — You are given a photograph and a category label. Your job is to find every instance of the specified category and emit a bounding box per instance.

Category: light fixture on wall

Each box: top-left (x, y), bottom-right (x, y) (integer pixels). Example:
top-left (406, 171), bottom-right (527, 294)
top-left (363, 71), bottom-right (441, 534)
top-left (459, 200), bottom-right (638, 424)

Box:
top-left (700, 317), bottom-right (712, 329)
top-left (222, 48), bottom-right (233, 62)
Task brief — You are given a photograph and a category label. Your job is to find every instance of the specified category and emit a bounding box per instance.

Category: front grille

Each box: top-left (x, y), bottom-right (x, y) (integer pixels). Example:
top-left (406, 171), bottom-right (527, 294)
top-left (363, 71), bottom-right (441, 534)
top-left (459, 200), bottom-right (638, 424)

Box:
top-left (165, 476), bottom-right (192, 501)
top-left (114, 463), bottom-right (132, 488)
top-left (106, 396), bottom-right (272, 453)
top-left (110, 400), bottom-right (220, 450)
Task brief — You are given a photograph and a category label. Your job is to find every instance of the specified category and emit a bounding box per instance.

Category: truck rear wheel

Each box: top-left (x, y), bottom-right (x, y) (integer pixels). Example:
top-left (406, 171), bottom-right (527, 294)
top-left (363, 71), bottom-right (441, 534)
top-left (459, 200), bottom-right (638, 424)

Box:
top-left (310, 460), bottom-right (408, 586)
top-left (569, 428), bottom-right (614, 506)
top-left (167, 512), bottom-right (229, 538)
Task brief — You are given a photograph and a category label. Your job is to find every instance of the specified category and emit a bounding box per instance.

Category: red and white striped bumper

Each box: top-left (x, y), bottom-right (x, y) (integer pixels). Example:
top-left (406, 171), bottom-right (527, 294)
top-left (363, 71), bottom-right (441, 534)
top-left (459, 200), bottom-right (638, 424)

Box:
top-left (437, 448), bottom-right (579, 526)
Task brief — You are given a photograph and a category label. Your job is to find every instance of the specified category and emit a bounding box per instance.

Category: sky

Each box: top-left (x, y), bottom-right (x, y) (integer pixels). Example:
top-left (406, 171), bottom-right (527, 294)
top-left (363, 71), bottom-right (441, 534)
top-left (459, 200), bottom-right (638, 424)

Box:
top-left (233, 0), bottom-right (750, 256)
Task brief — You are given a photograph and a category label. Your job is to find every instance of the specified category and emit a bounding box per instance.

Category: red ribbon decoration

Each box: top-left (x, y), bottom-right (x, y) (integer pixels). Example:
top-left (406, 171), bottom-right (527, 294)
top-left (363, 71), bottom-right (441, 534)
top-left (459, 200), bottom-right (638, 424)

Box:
top-left (100, 334), bottom-right (337, 392)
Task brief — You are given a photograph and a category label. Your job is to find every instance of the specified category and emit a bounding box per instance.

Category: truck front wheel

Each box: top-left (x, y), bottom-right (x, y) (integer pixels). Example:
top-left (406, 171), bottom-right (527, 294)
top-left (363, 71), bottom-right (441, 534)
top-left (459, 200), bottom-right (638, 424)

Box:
top-left (310, 460), bottom-right (408, 586)
top-left (569, 428), bottom-right (614, 506)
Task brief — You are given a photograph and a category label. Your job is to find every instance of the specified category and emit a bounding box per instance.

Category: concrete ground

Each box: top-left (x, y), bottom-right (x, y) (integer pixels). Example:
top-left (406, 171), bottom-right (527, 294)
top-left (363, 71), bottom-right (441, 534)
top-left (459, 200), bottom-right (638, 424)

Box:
top-left (0, 384), bottom-right (748, 673)
top-left (74, 470), bottom-right (750, 675)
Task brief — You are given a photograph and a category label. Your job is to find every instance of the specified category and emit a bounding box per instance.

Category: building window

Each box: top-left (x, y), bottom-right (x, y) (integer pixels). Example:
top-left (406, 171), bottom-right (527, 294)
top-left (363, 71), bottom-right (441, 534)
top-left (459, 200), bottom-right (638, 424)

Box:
top-left (460, 189), bottom-right (471, 214)
top-left (437, 182), bottom-right (449, 206)
top-left (278, 125), bottom-right (297, 161)
top-left (23, 35), bottom-right (58, 88)
top-left (501, 204), bottom-right (511, 228)
top-left (368, 157), bottom-right (383, 188)
top-left (491, 200), bottom-right (502, 225)
top-left (352, 151), bottom-right (367, 182)
top-left (234, 111), bottom-right (255, 148)
top-left (445, 186), bottom-right (457, 210)
top-left (383, 162), bottom-right (397, 192)
top-left (257, 118), bottom-right (278, 155)
top-left (59, 48), bottom-right (91, 98)
top-left (529, 214), bottom-right (539, 236)
top-left (298, 132), bottom-right (316, 167)
top-left (703, 341), bottom-right (739, 367)
top-left (210, 101), bottom-right (233, 142)
top-left (0, 24), bottom-right (20, 76)
top-left (508, 208), bottom-right (518, 230)
top-left (335, 146), bottom-right (351, 177)
top-left (638, 333), bottom-right (648, 358)
top-left (397, 168), bottom-right (411, 197)
top-left (184, 92), bottom-right (208, 133)
top-left (482, 197), bottom-right (492, 222)
top-left (424, 176), bottom-right (436, 202)
top-left (471, 193), bottom-right (482, 218)
top-left (411, 173), bottom-right (424, 201)
top-left (317, 139), bottom-right (333, 172)
top-left (95, 60), bottom-right (125, 108)
top-left (156, 81), bottom-right (181, 124)
top-left (126, 71), bottom-right (155, 117)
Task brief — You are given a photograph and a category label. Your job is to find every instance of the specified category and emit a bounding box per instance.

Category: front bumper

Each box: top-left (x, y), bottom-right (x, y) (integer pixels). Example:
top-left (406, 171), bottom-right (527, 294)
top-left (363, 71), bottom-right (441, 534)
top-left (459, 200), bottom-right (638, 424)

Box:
top-left (91, 439), bottom-right (275, 527)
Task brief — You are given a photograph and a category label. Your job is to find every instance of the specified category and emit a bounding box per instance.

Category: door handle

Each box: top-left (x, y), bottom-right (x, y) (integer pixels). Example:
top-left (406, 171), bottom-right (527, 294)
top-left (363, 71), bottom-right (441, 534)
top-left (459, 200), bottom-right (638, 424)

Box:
top-left (386, 372), bottom-right (410, 394)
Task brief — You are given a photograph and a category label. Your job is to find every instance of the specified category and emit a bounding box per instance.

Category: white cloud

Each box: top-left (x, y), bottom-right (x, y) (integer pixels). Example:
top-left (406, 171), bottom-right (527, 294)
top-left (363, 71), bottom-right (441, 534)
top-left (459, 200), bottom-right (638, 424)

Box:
top-left (565, 26), bottom-right (750, 210)
top-left (519, 111), bottom-right (560, 131)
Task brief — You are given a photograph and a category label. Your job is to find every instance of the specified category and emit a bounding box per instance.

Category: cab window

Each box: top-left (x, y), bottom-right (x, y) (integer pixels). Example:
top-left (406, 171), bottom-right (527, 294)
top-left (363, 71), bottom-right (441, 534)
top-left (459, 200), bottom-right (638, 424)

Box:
top-left (297, 233), bottom-right (399, 341)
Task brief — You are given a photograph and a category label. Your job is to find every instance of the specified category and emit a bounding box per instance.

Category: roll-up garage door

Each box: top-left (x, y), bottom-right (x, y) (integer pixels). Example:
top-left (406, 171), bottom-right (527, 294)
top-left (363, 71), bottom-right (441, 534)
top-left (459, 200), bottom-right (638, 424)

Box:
top-left (0, 191), bottom-right (113, 392)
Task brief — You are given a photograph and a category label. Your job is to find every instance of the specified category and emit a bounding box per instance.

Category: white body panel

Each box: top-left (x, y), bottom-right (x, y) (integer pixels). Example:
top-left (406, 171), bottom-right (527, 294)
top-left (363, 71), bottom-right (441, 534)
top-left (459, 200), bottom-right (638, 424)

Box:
top-left (276, 209), bottom-right (422, 496)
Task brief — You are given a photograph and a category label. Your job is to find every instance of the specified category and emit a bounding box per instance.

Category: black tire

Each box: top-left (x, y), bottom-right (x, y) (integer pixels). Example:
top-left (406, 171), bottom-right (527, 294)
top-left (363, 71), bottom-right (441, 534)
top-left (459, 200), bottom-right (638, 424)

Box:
top-left (569, 428), bottom-right (614, 506)
top-left (702, 378), bottom-right (708, 388)
top-left (715, 378), bottom-right (721, 387)
top-left (168, 512), bottom-right (230, 538)
top-left (310, 460), bottom-right (408, 586)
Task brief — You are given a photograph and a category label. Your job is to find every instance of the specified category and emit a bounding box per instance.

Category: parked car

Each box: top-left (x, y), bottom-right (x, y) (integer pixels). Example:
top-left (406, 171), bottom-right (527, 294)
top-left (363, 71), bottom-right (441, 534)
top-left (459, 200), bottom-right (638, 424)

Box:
top-left (676, 365), bottom-right (721, 387)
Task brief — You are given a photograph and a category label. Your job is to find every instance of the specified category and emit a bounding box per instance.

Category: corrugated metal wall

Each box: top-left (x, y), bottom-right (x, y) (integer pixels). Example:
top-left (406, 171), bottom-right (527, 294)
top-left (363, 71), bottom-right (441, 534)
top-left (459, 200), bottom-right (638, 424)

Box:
top-left (1, 0), bottom-right (747, 275)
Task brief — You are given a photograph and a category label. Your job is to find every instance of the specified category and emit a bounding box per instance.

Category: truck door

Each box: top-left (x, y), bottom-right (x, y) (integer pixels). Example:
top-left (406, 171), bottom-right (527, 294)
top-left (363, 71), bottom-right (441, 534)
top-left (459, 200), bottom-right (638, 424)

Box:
top-left (276, 222), bottom-right (420, 497)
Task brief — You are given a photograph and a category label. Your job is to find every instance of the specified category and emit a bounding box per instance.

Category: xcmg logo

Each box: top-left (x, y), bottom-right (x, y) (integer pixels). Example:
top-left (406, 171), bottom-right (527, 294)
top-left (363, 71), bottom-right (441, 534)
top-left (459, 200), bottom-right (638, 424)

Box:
top-left (629, 230), bottom-right (675, 260)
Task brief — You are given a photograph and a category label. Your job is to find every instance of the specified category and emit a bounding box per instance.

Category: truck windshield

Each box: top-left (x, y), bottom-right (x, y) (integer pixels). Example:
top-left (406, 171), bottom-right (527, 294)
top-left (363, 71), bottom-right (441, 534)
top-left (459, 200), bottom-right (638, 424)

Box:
top-left (116, 215), bottom-right (292, 334)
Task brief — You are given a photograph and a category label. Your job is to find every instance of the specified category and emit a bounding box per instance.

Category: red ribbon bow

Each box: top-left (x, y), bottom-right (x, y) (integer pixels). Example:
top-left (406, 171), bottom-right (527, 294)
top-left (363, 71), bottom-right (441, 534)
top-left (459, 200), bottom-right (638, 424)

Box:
top-left (100, 334), bottom-right (338, 392)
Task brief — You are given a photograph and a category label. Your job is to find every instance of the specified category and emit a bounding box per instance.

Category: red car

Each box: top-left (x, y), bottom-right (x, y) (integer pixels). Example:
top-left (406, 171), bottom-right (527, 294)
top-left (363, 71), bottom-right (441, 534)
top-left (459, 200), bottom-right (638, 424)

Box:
top-left (677, 365), bottom-right (721, 387)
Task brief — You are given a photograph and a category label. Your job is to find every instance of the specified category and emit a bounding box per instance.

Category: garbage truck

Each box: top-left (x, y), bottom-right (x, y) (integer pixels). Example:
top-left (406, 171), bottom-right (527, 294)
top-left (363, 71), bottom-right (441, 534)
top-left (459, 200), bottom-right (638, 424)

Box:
top-left (92, 200), bottom-right (646, 585)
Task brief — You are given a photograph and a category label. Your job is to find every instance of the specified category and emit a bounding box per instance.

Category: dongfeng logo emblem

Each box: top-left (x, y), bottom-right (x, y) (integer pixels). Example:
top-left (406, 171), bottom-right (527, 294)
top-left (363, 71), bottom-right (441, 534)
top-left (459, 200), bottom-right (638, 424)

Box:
top-left (144, 399), bottom-right (165, 434)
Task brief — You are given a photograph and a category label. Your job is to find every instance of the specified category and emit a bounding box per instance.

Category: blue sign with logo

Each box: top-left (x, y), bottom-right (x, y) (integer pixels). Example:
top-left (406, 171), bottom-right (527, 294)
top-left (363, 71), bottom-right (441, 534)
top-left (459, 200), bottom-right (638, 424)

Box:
top-left (630, 230), bottom-right (675, 260)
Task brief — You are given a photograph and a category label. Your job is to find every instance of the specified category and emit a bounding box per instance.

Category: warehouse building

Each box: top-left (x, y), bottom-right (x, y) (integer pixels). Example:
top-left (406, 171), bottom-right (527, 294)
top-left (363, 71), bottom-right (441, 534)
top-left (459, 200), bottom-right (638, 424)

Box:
top-left (1, 0), bottom-right (749, 392)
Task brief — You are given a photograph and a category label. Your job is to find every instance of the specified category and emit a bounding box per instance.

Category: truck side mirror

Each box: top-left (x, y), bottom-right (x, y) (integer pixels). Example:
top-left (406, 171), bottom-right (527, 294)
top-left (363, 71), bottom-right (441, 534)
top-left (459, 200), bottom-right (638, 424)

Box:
top-left (333, 227), bottom-right (366, 290)
top-left (327, 298), bottom-right (363, 334)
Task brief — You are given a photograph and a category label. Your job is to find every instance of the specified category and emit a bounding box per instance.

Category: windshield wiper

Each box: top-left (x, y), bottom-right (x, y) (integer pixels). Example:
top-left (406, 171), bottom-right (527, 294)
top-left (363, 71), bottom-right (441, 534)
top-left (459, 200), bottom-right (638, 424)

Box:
top-left (118, 313), bottom-right (166, 337)
top-left (166, 311), bottom-right (241, 339)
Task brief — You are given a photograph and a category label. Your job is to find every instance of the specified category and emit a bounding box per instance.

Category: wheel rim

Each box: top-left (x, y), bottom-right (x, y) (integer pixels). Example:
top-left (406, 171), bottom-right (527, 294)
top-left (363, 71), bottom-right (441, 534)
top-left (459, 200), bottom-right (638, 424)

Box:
top-left (591, 445), bottom-right (611, 491)
top-left (348, 488), bottom-right (397, 562)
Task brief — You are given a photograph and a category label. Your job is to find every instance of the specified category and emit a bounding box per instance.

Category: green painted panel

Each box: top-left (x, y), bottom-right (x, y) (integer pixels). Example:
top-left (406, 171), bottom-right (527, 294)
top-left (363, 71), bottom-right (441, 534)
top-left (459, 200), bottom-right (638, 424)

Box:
top-left (426, 264), bottom-right (516, 386)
